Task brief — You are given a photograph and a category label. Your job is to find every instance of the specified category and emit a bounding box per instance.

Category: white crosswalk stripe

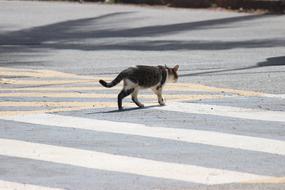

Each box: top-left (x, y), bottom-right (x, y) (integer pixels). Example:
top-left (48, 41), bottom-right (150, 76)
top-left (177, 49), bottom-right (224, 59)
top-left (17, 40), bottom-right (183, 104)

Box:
top-left (0, 139), bottom-right (270, 185)
top-left (1, 113), bottom-right (285, 156)
top-left (155, 102), bottom-right (285, 123)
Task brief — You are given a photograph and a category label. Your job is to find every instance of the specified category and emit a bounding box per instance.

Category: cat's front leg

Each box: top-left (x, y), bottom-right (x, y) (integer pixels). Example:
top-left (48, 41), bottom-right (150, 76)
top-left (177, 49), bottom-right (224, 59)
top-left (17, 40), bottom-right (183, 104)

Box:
top-left (152, 86), bottom-right (165, 106)
top-left (158, 94), bottom-right (165, 106)
top-left (131, 88), bottom-right (144, 108)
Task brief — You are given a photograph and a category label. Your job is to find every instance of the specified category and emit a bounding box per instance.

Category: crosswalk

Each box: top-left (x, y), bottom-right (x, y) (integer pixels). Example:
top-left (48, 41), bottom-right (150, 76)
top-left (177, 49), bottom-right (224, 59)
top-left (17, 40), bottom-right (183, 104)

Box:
top-left (0, 67), bottom-right (285, 189)
top-left (1, 113), bottom-right (285, 156)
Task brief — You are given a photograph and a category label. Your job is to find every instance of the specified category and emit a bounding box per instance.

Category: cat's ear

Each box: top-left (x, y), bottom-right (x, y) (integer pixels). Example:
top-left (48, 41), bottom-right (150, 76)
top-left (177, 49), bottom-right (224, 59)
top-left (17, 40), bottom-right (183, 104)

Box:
top-left (173, 65), bottom-right (179, 72)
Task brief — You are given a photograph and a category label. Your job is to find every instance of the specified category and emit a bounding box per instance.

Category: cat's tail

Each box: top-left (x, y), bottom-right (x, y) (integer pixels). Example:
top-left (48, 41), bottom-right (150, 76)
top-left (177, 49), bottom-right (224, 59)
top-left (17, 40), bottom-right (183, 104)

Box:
top-left (99, 72), bottom-right (125, 88)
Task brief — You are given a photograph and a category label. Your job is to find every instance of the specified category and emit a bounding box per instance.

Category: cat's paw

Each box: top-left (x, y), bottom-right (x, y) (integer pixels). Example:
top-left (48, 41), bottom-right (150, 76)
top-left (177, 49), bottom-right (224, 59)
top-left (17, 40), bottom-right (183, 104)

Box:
top-left (159, 102), bottom-right (166, 106)
top-left (139, 104), bottom-right (145, 108)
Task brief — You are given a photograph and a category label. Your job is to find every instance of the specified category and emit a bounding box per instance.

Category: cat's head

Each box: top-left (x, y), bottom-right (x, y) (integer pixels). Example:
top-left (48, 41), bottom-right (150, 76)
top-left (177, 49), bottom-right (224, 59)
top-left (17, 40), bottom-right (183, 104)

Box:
top-left (166, 65), bottom-right (179, 83)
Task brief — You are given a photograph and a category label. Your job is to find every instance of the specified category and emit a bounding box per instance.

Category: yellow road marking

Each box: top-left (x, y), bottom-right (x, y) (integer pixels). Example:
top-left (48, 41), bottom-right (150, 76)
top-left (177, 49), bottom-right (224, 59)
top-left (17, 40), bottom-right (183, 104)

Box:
top-left (0, 83), bottom-right (263, 98)
top-left (0, 79), bottom-right (264, 96)
top-left (0, 95), bottom-right (223, 108)
top-left (0, 92), bottom-right (224, 100)
top-left (1, 67), bottom-right (264, 97)
top-left (0, 101), bottom-right (143, 108)
top-left (0, 71), bottom-right (81, 79)
top-left (0, 86), bottom-right (122, 91)
top-left (0, 66), bottom-right (267, 117)
top-left (0, 79), bottom-right (99, 86)
top-left (1, 66), bottom-right (264, 96)
top-left (0, 96), bottom-right (222, 116)
top-left (0, 101), bottom-right (111, 107)
top-left (0, 86), bottom-right (205, 92)
top-left (0, 94), bottom-right (223, 116)
top-left (0, 102), bottom-right (142, 116)
top-left (0, 67), bottom-right (108, 80)
top-left (0, 92), bottom-right (120, 98)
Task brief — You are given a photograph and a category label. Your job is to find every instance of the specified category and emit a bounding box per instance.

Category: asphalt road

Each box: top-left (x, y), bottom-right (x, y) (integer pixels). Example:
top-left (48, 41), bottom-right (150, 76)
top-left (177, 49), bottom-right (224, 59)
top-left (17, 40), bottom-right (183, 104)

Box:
top-left (0, 1), bottom-right (285, 190)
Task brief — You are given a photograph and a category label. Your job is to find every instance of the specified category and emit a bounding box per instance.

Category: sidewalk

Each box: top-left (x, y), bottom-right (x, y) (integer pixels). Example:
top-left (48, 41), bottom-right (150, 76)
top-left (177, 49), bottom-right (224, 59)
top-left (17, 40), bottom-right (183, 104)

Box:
top-left (213, 0), bottom-right (285, 12)
top-left (118, 0), bottom-right (285, 13)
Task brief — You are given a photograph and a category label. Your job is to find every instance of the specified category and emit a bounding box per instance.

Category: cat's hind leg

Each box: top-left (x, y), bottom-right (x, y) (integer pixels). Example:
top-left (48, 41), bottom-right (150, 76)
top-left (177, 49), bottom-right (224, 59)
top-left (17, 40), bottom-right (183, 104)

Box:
top-left (131, 88), bottom-right (144, 108)
top-left (118, 88), bottom-right (134, 110)
top-left (117, 79), bottom-right (136, 110)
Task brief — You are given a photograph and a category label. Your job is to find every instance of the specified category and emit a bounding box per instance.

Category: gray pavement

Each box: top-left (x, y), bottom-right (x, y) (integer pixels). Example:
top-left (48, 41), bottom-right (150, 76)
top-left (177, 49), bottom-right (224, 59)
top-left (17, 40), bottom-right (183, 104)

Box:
top-left (0, 1), bottom-right (285, 190)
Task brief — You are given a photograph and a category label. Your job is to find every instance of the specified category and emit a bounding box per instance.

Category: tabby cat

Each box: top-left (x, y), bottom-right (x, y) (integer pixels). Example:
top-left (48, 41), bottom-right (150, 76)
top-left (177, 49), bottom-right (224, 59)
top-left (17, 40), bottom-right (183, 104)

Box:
top-left (99, 65), bottom-right (179, 111)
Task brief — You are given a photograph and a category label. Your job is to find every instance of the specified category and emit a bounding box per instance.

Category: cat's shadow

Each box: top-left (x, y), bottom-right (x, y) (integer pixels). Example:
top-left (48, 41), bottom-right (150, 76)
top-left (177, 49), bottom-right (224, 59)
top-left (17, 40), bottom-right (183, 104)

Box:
top-left (87, 104), bottom-right (162, 114)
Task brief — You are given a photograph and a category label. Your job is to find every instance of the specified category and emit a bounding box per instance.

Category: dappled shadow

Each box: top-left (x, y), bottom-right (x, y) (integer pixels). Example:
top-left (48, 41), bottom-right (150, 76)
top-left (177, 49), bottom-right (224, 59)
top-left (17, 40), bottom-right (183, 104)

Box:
top-left (180, 56), bottom-right (285, 77)
top-left (0, 11), bottom-right (283, 67)
top-left (0, 12), bottom-right (277, 51)
top-left (45, 38), bottom-right (285, 51)
top-left (0, 12), bottom-right (134, 45)
top-left (78, 14), bottom-right (271, 38)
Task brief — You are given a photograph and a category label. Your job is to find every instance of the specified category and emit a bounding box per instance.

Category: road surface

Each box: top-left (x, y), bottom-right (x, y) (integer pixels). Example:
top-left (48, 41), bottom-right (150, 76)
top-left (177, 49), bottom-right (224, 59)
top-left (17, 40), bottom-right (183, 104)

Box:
top-left (0, 1), bottom-right (285, 190)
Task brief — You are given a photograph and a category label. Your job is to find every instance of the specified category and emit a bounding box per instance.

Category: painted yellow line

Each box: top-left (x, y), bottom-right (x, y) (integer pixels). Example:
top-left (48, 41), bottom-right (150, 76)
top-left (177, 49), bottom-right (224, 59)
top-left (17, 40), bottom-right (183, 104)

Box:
top-left (0, 101), bottom-right (127, 107)
top-left (0, 68), bottom-right (80, 78)
top-left (0, 67), bottom-right (264, 97)
top-left (0, 79), bottom-right (99, 86)
top-left (33, 69), bottom-right (93, 79)
top-left (0, 86), bottom-right (194, 92)
top-left (0, 102), bottom-right (138, 116)
top-left (0, 67), bottom-right (265, 97)
top-left (0, 71), bottom-right (81, 79)
top-left (0, 85), bottom-right (228, 93)
top-left (0, 92), bottom-right (116, 98)
top-left (0, 86), bottom-right (122, 91)
top-left (0, 95), bottom-right (223, 116)
top-left (0, 67), bottom-right (110, 80)
top-left (242, 177), bottom-right (285, 184)
top-left (0, 92), bottom-right (224, 100)
top-left (0, 95), bottom-right (223, 108)
top-left (0, 83), bottom-right (263, 100)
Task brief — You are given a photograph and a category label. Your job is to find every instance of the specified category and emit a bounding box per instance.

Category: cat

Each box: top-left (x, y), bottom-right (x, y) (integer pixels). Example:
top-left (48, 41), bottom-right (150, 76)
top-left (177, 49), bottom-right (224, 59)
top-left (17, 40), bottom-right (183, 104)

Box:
top-left (99, 65), bottom-right (179, 111)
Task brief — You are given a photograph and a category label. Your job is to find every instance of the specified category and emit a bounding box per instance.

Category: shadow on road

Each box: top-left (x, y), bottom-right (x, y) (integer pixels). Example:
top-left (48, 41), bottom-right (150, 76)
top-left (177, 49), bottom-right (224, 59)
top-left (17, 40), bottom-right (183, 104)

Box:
top-left (180, 56), bottom-right (285, 77)
top-left (257, 56), bottom-right (285, 67)
top-left (88, 104), bottom-right (161, 114)
top-left (0, 12), bottom-right (282, 52)
top-left (1, 10), bottom-right (284, 71)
